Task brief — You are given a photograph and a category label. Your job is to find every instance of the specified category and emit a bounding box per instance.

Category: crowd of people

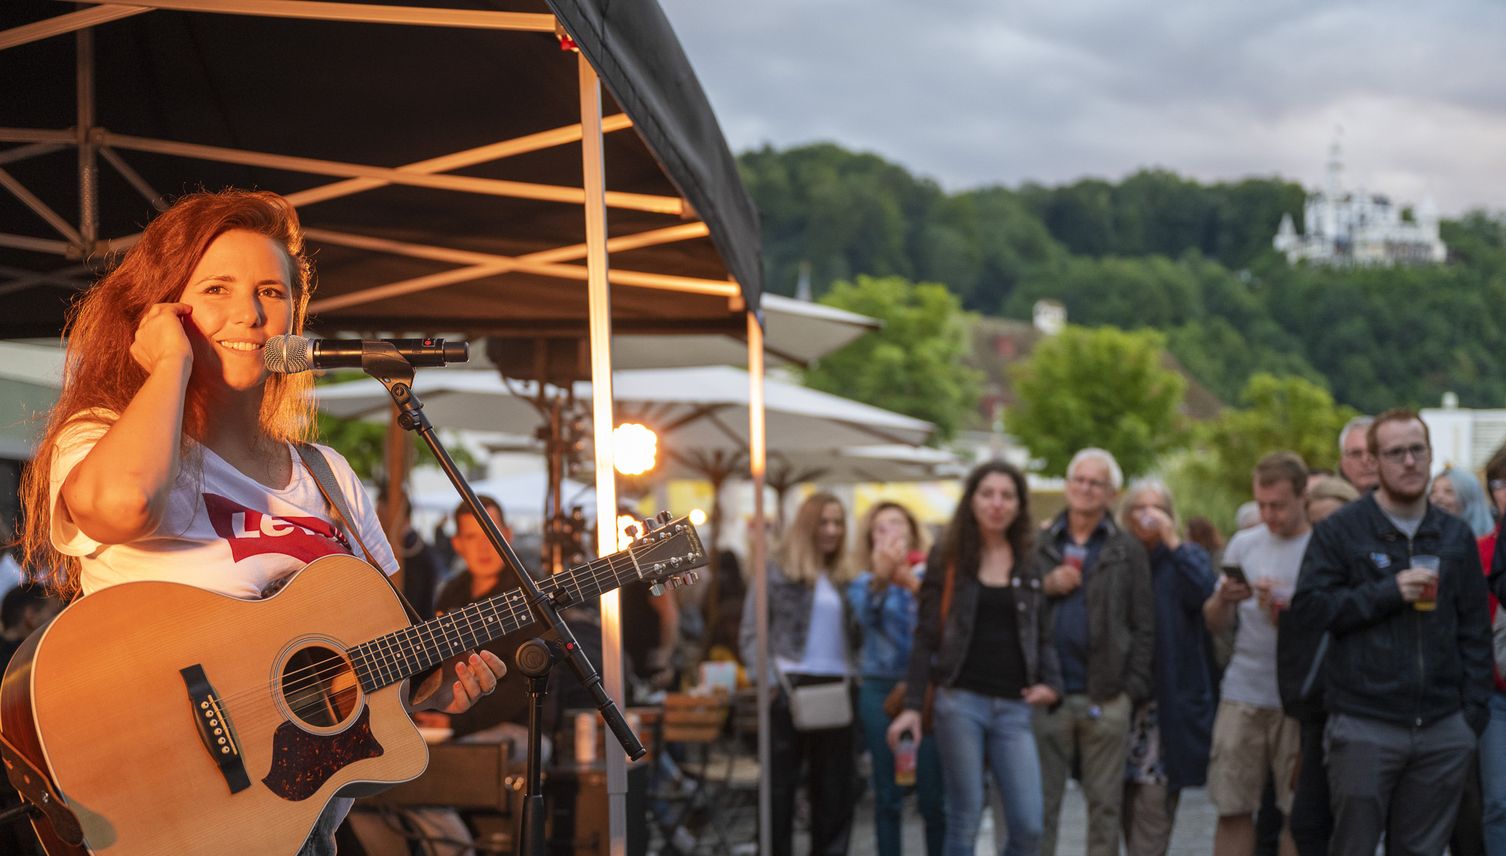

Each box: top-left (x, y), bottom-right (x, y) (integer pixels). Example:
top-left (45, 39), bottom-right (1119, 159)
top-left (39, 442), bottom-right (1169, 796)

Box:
top-left (739, 411), bottom-right (1506, 856)
top-left (4, 185), bottom-right (1506, 856)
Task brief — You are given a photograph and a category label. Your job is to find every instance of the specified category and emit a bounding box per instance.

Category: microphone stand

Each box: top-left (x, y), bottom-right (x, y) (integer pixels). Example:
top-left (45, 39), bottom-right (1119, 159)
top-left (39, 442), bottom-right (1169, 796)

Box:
top-left (358, 346), bottom-right (644, 856)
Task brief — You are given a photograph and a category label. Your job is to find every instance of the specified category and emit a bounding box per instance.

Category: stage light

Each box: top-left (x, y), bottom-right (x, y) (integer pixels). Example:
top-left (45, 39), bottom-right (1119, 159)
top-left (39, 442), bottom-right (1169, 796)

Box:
top-left (617, 513), bottom-right (641, 551)
top-left (613, 422), bottom-right (657, 476)
top-left (689, 508), bottom-right (707, 527)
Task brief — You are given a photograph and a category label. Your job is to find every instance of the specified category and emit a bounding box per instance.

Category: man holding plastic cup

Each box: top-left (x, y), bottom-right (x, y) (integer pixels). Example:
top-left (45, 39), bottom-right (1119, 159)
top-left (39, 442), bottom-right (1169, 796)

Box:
top-left (1293, 408), bottom-right (1491, 856)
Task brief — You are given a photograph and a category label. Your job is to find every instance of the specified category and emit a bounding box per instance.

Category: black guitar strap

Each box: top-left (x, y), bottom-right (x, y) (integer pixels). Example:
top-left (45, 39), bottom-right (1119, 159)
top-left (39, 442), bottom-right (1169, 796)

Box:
top-left (293, 443), bottom-right (425, 627)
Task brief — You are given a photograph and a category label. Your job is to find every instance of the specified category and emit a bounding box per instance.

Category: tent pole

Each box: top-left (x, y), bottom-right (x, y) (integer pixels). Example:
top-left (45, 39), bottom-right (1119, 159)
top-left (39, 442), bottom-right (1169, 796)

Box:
top-left (748, 310), bottom-right (771, 856)
top-left (578, 50), bottom-right (627, 856)
top-left (75, 24), bottom-right (97, 256)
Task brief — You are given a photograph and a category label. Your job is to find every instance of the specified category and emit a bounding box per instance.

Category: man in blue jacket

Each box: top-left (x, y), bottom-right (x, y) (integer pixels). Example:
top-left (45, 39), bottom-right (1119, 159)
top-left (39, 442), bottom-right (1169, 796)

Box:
top-left (1293, 408), bottom-right (1491, 856)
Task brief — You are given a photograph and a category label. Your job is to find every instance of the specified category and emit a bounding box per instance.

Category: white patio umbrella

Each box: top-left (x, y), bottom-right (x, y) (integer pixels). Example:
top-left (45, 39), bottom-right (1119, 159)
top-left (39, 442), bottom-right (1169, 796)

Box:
top-left (0, 341), bottom-right (67, 458)
top-left (313, 366), bottom-right (934, 451)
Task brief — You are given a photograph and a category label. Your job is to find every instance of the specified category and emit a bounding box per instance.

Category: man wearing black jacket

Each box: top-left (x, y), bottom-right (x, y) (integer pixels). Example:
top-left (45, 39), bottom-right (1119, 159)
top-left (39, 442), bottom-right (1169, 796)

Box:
top-left (1292, 408), bottom-right (1491, 856)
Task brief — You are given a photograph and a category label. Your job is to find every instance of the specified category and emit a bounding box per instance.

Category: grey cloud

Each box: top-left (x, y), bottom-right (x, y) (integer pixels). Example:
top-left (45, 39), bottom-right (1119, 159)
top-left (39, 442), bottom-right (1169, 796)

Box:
top-left (661, 0), bottom-right (1506, 213)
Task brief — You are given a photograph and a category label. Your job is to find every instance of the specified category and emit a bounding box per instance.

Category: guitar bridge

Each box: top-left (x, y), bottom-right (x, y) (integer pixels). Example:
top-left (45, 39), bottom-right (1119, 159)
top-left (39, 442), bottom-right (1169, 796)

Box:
top-left (180, 665), bottom-right (250, 794)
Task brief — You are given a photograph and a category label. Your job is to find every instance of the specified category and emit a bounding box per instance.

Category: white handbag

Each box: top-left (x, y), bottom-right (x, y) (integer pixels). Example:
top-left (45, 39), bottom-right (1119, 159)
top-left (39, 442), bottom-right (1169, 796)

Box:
top-left (777, 669), bottom-right (852, 731)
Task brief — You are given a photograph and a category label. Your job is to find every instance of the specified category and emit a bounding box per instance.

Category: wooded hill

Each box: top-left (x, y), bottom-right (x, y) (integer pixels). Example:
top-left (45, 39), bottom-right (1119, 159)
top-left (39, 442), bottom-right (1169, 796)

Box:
top-left (741, 143), bottom-right (1506, 414)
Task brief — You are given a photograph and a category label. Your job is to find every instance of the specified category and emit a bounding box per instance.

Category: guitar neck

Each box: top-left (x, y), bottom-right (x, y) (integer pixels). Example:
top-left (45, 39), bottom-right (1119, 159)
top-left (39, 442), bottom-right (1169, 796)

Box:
top-left (348, 550), bottom-right (637, 693)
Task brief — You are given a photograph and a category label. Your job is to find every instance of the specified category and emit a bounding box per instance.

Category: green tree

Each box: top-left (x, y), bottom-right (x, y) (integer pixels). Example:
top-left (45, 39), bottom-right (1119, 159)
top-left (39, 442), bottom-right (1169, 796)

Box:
top-left (1007, 326), bottom-right (1186, 477)
top-left (801, 275), bottom-right (981, 441)
top-left (1196, 373), bottom-right (1358, 498)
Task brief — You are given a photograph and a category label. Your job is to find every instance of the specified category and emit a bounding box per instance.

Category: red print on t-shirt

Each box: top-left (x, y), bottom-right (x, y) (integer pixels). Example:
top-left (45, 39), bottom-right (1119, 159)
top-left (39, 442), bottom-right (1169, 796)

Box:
top-left (203, 493), bottom-right (351, 564)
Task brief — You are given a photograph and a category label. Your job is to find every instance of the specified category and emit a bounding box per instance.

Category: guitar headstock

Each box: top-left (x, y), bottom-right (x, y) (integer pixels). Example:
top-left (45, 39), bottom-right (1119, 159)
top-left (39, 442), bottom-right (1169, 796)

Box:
top-left (627, 511), bottom-right (708, 595)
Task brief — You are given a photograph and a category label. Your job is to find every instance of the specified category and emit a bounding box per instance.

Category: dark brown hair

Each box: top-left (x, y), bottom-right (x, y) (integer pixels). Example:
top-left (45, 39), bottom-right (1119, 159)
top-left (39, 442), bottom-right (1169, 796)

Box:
top-left (1254, 451), bottom-right (1308, 497)
top-left (941, 460), bottom-right (1033, 577)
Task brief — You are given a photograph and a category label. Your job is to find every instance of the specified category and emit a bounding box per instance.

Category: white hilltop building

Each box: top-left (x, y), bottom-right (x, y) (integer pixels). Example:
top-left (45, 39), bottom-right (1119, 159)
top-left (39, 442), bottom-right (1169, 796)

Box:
top-left (1273, 139), bottom-right (1446, 267)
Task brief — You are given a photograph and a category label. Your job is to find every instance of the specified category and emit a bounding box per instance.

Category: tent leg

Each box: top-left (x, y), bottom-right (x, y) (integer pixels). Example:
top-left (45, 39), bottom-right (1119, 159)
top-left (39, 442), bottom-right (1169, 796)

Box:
top-left (578, 49), bottom-right (627, 856)
top-left (76, 24), bottom-right (97, 257)
top-left (747, 311), bottom-right (771, 856)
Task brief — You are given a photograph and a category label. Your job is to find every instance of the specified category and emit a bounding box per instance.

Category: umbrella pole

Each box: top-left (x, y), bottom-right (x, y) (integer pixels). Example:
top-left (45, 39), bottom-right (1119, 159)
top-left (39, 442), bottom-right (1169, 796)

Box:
top-left (578, 51), bottom-right (629, 856)
top-left (748, 312), bottom-right (772, 856)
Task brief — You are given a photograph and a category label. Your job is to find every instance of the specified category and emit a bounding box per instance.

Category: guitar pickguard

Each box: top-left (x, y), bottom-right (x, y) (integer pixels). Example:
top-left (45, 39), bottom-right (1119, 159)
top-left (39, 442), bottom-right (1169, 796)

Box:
top-left (262, 707), bottom-right (383, 801)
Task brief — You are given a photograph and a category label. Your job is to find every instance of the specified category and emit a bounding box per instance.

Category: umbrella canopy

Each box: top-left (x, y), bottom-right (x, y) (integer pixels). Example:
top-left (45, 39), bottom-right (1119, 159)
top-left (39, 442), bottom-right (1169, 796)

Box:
top-left (0, 0), bottom-right (761, 339)
top-left (314, 367), bottom-right (934, 451)
top-left (473, 293), bottom-right (881, 371)
top-left (0, 340), bottom-right (66, 458)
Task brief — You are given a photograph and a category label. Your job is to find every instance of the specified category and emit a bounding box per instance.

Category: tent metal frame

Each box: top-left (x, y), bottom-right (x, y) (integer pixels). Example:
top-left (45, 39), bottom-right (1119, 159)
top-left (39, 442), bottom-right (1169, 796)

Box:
top-left (0, 3), bottom-right (775, 854)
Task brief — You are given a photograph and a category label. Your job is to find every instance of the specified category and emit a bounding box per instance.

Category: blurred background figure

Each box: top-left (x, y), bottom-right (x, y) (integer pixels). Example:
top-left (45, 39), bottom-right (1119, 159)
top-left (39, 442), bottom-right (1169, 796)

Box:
top-left (889, 460), bottom-right (1061, 856)
top-left (849, 500), bottom-right (944, 856)
top-left (1305, 477), bottom-right (1359, 526)
top-left (1120, 479), bottom-right (1218, 856)
top-left (740, 491), bottom-right (859, 856)
top-left (1431, 465), bottom-right (1496, 538)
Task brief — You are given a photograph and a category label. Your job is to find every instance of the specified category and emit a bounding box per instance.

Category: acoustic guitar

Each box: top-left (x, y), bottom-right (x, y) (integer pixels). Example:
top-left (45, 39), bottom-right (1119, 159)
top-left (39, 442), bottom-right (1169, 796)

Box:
top-left (0, 513), bottom-right (705, 855)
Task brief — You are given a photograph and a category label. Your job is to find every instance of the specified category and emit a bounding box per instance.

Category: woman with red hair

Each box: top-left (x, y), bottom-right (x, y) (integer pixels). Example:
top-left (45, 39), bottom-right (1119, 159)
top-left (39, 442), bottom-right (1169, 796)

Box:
top-left (18, 189), bottom-right (504, 854)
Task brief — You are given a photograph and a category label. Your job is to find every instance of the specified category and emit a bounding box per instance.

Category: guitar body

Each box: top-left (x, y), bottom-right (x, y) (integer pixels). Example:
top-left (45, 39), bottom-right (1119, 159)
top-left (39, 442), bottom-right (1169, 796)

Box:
top-left (0, 555), bottom-right (428, 855)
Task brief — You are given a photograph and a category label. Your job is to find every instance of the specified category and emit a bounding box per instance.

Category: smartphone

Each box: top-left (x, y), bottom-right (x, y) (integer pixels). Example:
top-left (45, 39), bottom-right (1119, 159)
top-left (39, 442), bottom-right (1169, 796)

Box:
top-left (1221, 563), bottom-right (1248, 586)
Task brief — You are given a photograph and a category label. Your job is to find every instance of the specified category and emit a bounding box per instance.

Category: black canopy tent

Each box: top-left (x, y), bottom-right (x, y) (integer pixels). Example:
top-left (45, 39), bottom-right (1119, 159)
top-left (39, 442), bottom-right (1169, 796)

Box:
top-left (1, 2), bottom-right (777, 854)
top-left (0, 0), bottom-right (760, 336)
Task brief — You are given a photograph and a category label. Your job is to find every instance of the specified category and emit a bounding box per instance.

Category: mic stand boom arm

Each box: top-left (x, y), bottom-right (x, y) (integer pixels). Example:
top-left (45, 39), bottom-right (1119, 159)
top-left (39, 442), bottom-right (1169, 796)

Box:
top-left (360, 344), bottom-right (646, 756)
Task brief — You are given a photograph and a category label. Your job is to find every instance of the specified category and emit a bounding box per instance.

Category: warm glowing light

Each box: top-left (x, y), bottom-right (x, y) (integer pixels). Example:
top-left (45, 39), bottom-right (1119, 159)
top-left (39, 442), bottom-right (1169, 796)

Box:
top-left (617, 513), bottom-right (641, 551)
top-left (613, 422), bottom-right (658, 476)
top-left (688, 508), bottom-right (707, 527)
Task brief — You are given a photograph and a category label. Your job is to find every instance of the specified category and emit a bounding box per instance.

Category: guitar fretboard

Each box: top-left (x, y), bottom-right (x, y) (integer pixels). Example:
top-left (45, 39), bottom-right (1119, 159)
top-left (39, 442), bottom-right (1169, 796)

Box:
top-left (348, 548), bottom-right (644, 692)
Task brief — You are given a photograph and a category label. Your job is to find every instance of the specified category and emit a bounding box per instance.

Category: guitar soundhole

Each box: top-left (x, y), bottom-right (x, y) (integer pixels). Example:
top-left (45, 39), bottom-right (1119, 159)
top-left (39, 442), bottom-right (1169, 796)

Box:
top-left (279, 645), bottom-right (359, 729)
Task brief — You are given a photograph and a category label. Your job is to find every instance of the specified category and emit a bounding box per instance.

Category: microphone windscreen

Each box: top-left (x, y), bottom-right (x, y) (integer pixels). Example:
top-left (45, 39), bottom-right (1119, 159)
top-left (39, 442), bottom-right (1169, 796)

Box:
top-left (264, 334), bottom-right (313, 374)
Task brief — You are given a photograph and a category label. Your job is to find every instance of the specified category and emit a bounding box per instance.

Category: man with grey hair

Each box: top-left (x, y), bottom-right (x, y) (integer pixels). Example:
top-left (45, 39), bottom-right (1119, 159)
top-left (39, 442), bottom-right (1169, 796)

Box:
top-left (1035, 448), bottom-right (1155, 856)
top-left (1338, 415), bottom-right (1378, 492)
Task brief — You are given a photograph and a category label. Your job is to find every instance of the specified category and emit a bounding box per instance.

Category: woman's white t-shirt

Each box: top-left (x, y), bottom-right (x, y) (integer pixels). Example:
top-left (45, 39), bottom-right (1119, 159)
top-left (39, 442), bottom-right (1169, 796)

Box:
top-left (47, 413), bottom-right (399, 848)
top-left (49, 415), bottom-right (397, 597)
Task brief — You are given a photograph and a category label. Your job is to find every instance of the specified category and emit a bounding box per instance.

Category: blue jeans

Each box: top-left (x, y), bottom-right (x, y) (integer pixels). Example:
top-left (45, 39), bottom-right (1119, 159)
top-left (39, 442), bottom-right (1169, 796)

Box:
top-left (1481, 693), bottom-right (1506, 855)
top-left (858, 677), bottom-right (946, 856)
top-left (933, 686), bottom-right (1044, 856)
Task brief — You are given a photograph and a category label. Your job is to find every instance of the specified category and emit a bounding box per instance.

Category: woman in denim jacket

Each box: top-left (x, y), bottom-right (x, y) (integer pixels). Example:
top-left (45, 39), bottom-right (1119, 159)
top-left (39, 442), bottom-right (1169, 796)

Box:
top-left (849, 501), bottom-right (945, 856)
top-left (889, 461), bottom-right (1062, 856)
top-left (740, 491), bottom-right (859, 856)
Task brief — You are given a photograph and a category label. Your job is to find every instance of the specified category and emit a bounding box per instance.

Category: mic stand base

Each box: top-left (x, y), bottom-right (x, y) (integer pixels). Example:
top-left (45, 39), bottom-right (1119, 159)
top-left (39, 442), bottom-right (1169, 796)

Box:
top-left (515, 638), bottom-right (557, 856)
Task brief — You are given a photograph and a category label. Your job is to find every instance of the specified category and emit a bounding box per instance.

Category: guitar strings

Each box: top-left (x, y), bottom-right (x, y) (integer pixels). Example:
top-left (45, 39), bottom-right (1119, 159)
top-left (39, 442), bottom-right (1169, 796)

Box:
top-left (201, 548), bottom-right (680, 726)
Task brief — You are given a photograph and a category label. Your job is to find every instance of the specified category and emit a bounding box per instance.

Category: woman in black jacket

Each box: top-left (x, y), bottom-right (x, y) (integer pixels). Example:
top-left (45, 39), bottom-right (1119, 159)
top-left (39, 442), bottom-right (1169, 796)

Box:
top-left (888, 461), bottom-right (1062, 856)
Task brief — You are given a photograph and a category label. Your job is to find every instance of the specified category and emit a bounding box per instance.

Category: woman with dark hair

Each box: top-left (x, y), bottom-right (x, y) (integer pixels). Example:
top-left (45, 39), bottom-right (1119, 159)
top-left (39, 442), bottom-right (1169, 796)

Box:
top-left (740, 491), bottom-right (859, 856)
top-left (888, 461), bottom-right (1062, 856)
top-left (17, 189), bottom-right (504, 854)
top-left (848, 500), bottom-right (944, 856)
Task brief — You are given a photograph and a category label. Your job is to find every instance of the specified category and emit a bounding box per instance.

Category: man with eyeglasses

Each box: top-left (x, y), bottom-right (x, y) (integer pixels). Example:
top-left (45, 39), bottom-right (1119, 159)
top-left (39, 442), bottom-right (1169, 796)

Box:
top-left (1337, 415), bottom-right (1378, 493)
top-left (1034, 447), bottom-right (1155, 856)
top-left (1203, 451), bottom-right (1311, 856)
top-left (1294, 408), bottom-right (1490, 856)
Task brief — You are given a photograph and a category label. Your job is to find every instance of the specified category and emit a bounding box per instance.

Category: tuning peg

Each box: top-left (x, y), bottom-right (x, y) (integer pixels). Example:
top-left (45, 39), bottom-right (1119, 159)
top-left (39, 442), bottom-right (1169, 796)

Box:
top-left (624, 524), bottom-right (639, 539)
top-left (642, 517), bottom-right (660, 533)
top-left (649, 582), bottom-right (666, 597)
top-left (681, 571), bottom-right (700, 586)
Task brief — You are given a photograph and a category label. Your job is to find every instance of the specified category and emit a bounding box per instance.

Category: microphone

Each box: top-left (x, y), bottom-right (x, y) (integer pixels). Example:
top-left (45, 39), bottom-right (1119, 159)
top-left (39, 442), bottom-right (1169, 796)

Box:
top-left (263, 334), bottom-right (469, 374)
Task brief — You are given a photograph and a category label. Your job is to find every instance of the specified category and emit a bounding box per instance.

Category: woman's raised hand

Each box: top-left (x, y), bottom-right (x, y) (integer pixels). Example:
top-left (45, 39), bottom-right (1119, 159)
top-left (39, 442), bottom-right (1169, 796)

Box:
top-left (871, 534), bottom-right (907, 582)
top-left (130, 303), bottom-right (195, 374)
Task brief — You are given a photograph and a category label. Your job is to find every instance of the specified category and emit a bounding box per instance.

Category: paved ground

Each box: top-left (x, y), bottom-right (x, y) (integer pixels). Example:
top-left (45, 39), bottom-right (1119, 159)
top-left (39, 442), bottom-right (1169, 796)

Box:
top-left (842, 780), bottom-right (1221, 856)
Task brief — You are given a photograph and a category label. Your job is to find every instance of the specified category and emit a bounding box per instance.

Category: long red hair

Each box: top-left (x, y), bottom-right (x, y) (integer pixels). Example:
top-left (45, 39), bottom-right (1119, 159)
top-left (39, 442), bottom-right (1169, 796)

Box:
top-left (18, 190), bottom-right (317, 597)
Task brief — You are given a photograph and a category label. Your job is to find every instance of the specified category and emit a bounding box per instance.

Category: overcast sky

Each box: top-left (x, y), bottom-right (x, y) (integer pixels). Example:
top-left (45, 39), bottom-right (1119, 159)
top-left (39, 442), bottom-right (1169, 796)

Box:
top-left (658, 0), bottom-right (1506, 216)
